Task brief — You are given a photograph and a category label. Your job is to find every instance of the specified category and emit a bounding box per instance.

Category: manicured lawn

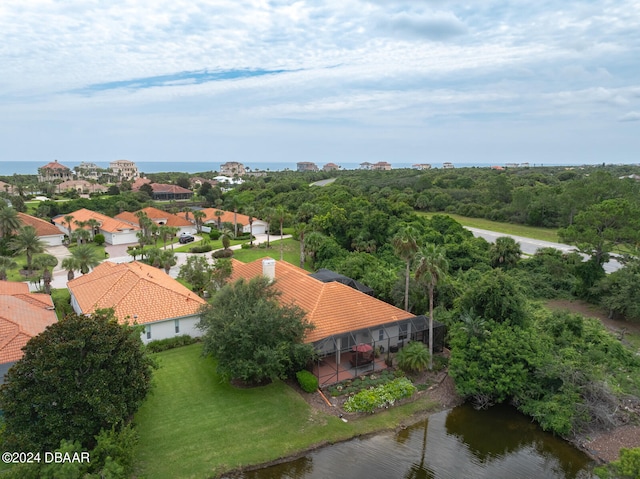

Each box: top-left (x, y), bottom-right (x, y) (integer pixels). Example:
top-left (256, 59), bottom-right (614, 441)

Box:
top-left (172, 237), bottom-right (245, 253)
top-left (232, 238), bottom-right (310, 270)
top-left (418, 212), bottom-right (560, 243)
top-left (134, 344), bottom-right (438, 479)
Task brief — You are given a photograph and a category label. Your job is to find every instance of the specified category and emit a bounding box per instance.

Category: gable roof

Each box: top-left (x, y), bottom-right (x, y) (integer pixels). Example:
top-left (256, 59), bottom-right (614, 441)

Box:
top-left (150, 183), bottom-right (192, 194)
top-left (68, 261), bottom-right (206, 326)
top-left (53, 208), bottom-right (139, 234)
top-left (115, 207), bottom-right (192, 228)
top-left (229, 259), bottom-right (412, 343)
top-left (17, 212), bottom-right (62, 237)
top-left (182, 207), bottom-right (264, 226)
top-left (0, 281), bottom-right (57, 365)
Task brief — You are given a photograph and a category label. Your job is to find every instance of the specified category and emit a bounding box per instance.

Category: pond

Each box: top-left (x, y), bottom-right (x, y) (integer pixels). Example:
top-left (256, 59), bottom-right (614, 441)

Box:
top-left (228, 404), bottom-right (596, 479)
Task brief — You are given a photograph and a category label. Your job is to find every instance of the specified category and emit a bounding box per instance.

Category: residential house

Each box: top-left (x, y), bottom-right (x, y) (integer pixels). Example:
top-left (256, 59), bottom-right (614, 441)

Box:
top-left (0, 181), bottom-right (15, 195)
top-left (505, 163), bottom-right (519, 168)
top-left (220, 162), bottom-right (246, 177)
top-left (17, 212), bottom-right (65, 246)
top-left (53, 208), bottom-right (140, 245)
top-left (190, 177), bottom-right (218, 189)
top-left (359, 162), bottom-right (373, 170)
top-left (56, 179), bottom-right (108, 194)
top-left (110, 159), bottom-right (139, 180)
top-left (131, 177), bottom-right (152, 190)
top-left (147, 183), bottom-right (194, 201)
top-left (0, 281), bottom-right (57, 384)
top-left (412, 164), bottom-right (432, 170)
top-left (115, 206), bottom-right (194, 236)
top-left (74, 162), bottom-right (102, 180)
top-left (38, 160), bottom-right (73, 183)
top-left (230, 259), bottom-right (445, 385)
top-left (371, 161), bottom-right (392, 171)
top-left (296, 162), bottom-right (319, 172)
top-left (322, 163), bottom-right (340, 172)
top-left (68, 262), bottom-right (207, 344)
top-left (179, 207), bottom-right (268, 235)
top-left (442, 162), bottom-right (455, 169)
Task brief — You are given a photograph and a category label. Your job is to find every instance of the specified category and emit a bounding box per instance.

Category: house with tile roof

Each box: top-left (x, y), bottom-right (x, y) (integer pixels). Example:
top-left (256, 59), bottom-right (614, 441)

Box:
top-left (0, 281), bottom-right (57, 384)
top-left (229, 258), bottom-right (444, 385)
top-left (147, 183), bottom-right (193, 201)
top-left (179, 207), bottom-right (268, 235)
top-left (56, 179), bottom-right (108, 194)
top-left (110, 159), bottom-right (139, 180)
top-left (17, 212), bottom-right (65, 246)
top-left (53, 208), bottom-right (139, 245)
top-left (38, 160), bottom-right (73, 183)
top-left (115, 206), bottom-right (194, 236)
top-left (68, 261), bottom-right (207, 344)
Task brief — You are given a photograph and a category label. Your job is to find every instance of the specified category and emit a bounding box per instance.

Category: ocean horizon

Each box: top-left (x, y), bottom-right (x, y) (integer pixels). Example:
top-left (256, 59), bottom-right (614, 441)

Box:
top-left (0, 160), bottom-right (615, 176)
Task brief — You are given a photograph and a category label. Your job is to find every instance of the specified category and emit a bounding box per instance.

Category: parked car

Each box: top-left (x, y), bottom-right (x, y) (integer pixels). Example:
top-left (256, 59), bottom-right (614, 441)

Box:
top-left (179, 234), bottom-right (195, 244)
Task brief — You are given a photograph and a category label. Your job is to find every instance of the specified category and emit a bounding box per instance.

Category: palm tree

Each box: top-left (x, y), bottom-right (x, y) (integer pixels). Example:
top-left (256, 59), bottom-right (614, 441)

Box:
top-left (9, 226), bottom-right (45, 271)
top-left (159, 250), bottom-right (177, 274)
top-left (192, 210), bottom-right (206, 234)
top-left (0, 255), bottom-right (18, 280)
top-left (414, 244), bottom-right (449, 370)
top-left (244, 206), bottom-right (256, 246)
top-left (231, 198), bottom-right (242, 238)
top-left (86, 218), bottom-right (101, 239)
top-left (295, 222), bottom-right (310, 269)
top-left (0, 206), bottom-right (21, 239)
top-left (72, 228), bottom-right (91, 246)
top-left (214, 209), bottom-right (224, 230)
top-left (274, 205), bottom-right (287, 261)
top-left (262, 207), bottom-right (276, 248)
top-left (221, 231), bottom-right (231, 250)
top-left (489, 236), bottom-right (522, 269)
top-left (61, 256), bottom-right (79, 281)
top-left (70, 244), bottom-right (101, 274)
top-left (33, 254), bottom-right (58, 294)
top-left (63, 214), bottom-right (75, 236)
top-left (392, 226), bottom-right (420, 312)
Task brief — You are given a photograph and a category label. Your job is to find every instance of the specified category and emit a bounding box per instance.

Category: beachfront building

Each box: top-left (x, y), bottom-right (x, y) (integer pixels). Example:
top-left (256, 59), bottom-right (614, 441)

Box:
top-left (322, 163), bottom-right (340, 171)
top-left (371, 161), bottom-right (392, 171)
top-left (359, 162), bottom-right (373, 170)
top-left (442, 162), bottom-right (455, 169)
top-left (56, 180), bottom-right (108, 194)
top-left (297, 162), bottom-right (319, 172)
top-left (38, 160), bottom-right (73, 183)
top-left (412, 164), bottom-right (432, 170)
top-left (220, 162), bottom-right (246, 177)
top-left (74, 162), bottom-right (102, 180)
top-left (110, 159), bottom-right (139, 181)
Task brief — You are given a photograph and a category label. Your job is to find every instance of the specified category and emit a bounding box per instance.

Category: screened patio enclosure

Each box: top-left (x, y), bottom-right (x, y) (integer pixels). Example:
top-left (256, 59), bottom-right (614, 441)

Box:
top-left (312, 315), bottom-right (446, 386)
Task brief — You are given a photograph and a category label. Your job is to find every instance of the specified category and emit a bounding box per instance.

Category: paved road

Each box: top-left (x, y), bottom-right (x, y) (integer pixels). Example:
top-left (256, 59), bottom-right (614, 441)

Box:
top-left (465, 227), bottom-right (622, 273)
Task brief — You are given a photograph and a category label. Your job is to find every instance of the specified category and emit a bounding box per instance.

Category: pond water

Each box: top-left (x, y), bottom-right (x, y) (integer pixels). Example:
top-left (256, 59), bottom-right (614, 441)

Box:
top-left (228, 404), bottom-right (595, 479)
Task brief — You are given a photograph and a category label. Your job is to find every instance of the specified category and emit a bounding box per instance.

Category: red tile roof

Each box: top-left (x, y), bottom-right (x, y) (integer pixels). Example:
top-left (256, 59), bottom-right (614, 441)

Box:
top-left (53, 208), bottom-right (139, 235)
top-left (39, 160), bottom-right (70, 170)
top-left (17, 212), bottom-right (63, 237)
top-left (68, 261), bottom-right (206, 326)
top-left (150, 183), bottom-right (192, 194)
top-left (115, 207), bottom-right (192, 228)
top-left (229, 259), bottom-right (412, 343)
top-left (181, 207), bottom-right (257, 226)
top-left (0, 281), bottom-right (57, 364)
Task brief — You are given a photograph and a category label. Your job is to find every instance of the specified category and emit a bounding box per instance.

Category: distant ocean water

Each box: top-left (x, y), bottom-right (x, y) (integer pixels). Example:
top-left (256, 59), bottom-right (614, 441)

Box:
top-left (1, 160), bottom-right (567, 176)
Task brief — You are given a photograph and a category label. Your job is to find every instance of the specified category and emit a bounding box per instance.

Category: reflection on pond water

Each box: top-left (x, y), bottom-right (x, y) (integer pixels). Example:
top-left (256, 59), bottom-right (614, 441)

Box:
top-left (229, 404), bottom-right (595, 479)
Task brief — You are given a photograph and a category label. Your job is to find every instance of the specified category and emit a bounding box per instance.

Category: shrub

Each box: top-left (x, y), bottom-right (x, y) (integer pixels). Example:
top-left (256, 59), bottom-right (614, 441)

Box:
top-left (190, 244), bottom-right (213, 253)
top-left (241, 243), bottom-right (252, 249)
top-left (209, 230), bottom-right (221, 240)
top-left (396, 341), bottom-right (430, 373)
top-left (146, 335), bottom-right (198, 353)
top-left (296, 370), bottom-right (319, 393)
top-left (93, 233), bottom-right (105, 246)
top-left (212, 249), bottom-right (234, 258)
top-left (343, 377), bottom-right (416, 413)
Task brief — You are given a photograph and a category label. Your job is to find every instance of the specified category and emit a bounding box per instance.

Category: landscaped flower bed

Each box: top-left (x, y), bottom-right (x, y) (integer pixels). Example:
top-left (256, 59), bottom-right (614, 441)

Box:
top-left (343, 377), bottom-right (417, 413)
top-left (326, 369), bottom-right (402, 397)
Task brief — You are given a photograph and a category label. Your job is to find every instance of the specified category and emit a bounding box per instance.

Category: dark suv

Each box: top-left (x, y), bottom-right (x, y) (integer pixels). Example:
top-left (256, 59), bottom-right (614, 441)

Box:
top-left (179, 234), bottom-right (195, 244)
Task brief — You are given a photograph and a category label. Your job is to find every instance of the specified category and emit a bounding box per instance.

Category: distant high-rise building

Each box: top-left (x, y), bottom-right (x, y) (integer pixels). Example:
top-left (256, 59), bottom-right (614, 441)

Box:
top-left (110, 159), bottom-right (139, 180)
top-left (220, 162), bottom-right (246, 176)
top-left (297, 162), bottom-right (319, 172)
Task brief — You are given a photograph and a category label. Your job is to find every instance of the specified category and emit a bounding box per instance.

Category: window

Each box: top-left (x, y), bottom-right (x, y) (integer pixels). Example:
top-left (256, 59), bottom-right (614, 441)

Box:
top-left (399, 323), bottom-right (408, 341)
top-left (379, 329), bottom-right (384, 341)
top-left (145, 325), bottom-right (151, 340)
top-left (175, 319), bottom-right (180, 334)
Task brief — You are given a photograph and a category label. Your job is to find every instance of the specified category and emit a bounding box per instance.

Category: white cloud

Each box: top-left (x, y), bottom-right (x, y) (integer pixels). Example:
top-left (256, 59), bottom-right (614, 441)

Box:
top-left (619, 111), bottom-right (640, 122)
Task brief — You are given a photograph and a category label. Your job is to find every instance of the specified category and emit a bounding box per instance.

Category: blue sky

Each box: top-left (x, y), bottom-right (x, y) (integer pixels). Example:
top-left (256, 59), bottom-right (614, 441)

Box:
top-left (1, 0), bottom-right (639, 166)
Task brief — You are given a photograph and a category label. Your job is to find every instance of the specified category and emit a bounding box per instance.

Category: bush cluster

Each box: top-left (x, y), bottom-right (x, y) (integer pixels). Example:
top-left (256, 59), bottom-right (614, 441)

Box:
top-left (190, 244), bottom-right (213, 253)
top-left (209, 230), bottom-right (221, 240)
top-left (212, 249), bottom-right (234, 258)
top-left (328, 369), bottom-right (398, 397)
top-left (343, 377), bottom-right (416, 413)
top-left (146, 335), bottom-right (198, 353)
top-left (296, 370), bottom-right (319, 393)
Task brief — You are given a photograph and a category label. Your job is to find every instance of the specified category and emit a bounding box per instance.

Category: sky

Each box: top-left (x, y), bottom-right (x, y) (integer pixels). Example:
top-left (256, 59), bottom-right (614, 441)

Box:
top-left (1, 0), bottom-right (639, 167)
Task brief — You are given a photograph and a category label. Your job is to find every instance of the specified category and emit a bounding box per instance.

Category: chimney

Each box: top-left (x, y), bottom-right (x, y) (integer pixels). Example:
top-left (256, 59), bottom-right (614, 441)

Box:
top-left (262, 258), bottom-right (276, 282)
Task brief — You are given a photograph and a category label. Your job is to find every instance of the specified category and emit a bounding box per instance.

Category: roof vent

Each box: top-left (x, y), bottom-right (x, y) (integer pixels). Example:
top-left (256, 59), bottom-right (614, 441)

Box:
top-left (262, 258), bottom-right (276, 282)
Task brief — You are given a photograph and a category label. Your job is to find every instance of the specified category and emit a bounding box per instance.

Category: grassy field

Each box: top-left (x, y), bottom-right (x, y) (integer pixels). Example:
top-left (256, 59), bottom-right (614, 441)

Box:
top-left (418, 212), bottom-right (560, 243)
top-left (231, 237), bottom-right (309, 269)
top-left (134, 344), bottom-right (439, 479)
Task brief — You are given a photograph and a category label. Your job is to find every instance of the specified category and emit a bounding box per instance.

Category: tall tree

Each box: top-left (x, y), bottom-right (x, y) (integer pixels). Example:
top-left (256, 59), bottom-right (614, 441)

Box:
top-left (0, 309), bottom-right (154, 451)
top-left (8, 226), bottom-right (45, 271)
top-left (414, 243), bottom-right (448, 370)
top-left (33, 254), bottom-right (58, 294)
top-left (489, 236), bottom-right (522, 269)
top-left (244, 206), bottom-right (256, 245)
top-left (0, 255), bottom-right (18, 280)
top-left (61, 256), bottom-right (79, 281)
top-left (275, 205), bottom-right (287, 260)
top-left (197, 276), bottom-right (315, 384)
top-left (192, 209), bottom-right (206, 234)
top-left (0, 206), bottom-right (21, 239)
top-left (70, 243), bottom-right (102, 274)
top-left (63, 214), bottom-right (75, 236)
top-left (392, 226), bottom-right (420, 312)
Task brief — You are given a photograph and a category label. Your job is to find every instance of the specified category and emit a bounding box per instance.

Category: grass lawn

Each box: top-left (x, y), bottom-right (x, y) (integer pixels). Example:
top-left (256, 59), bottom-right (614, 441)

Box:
top-left (232, 238), bottom-right (311, 270)
top-left (172, 237), bottom-right (245, 253)
top-left (418, 212), bottom-right (560, 243)
top-left (134, 344), bottom-right (438, 479)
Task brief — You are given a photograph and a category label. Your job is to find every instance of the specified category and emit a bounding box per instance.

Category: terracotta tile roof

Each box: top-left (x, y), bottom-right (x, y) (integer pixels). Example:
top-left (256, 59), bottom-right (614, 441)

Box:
top-left (131, 177), bottom-right (152, 190)
top-left (0, 281), bottom-right (57, 364)
top-left (17, 212), bottom-right (63, 237)
top-left (39, 160), bottom-right (70, 170)
top-left (115, 207), bottom-right (192, 228)
top-left (53, 208), bottom-right (139, 234)
top-left (182, 207), bottom-right (257, 226)
top-left (150, 183), bottom-right (192, 194)
top-left (68, 261), bottom-right (206, 326)
top-left (229, 259), bottom-right (412, 343)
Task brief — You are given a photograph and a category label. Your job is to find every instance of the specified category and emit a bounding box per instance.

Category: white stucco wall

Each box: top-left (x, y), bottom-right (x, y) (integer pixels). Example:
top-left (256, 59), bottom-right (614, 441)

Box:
top-left (41, 234), bottom-right (64, 246)
top-left (140, 315), bottom-right (202, 344)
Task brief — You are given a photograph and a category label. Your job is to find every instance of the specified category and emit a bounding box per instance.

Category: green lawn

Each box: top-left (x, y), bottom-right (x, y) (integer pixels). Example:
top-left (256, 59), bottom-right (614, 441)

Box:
top-left (134, 344), bottom-right (438, 479)
top-left (418, 212), bottom-right (560, 243)
top-left (232, 238), bottom-right (310, 270)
